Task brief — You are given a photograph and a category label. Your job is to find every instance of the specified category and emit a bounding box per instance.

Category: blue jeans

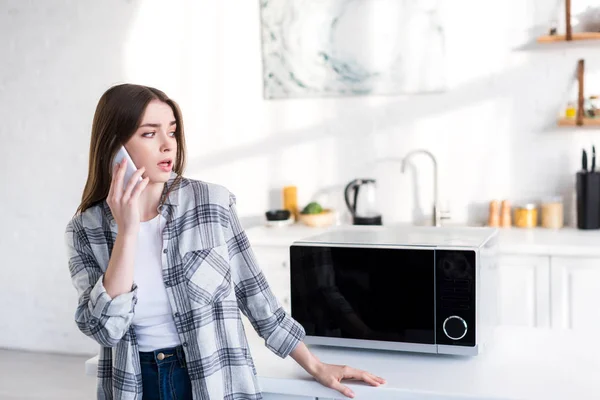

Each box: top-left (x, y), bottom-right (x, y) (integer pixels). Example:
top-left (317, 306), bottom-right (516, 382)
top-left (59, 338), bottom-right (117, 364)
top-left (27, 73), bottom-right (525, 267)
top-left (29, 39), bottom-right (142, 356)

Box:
top-left (139, 345), bottom-right (193, 400)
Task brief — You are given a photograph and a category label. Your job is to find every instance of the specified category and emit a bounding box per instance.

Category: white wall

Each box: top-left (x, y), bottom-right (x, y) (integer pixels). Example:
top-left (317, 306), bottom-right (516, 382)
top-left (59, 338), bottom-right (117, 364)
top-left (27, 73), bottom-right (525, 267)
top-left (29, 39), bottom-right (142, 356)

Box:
top-left (1, 0), bottom-right (600, 355)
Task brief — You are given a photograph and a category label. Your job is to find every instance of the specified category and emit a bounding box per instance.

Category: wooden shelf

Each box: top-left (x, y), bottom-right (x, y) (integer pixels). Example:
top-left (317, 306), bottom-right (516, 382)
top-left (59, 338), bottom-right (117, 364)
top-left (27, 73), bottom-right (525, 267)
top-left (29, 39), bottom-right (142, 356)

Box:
top-left (539, 1), bottom-right (600, 44)
top-left (557, 60), bottom-right (599, 128)
top-left (558, 117), bottom-right (600, 127)
top-left (537, 32), bottom-right (600, 43)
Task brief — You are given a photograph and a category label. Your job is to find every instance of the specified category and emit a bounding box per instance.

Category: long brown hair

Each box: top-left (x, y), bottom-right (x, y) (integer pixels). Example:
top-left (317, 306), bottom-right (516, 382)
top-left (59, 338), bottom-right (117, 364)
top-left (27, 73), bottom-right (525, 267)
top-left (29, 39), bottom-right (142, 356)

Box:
top-left (75, 83), bottom-right (187, 215)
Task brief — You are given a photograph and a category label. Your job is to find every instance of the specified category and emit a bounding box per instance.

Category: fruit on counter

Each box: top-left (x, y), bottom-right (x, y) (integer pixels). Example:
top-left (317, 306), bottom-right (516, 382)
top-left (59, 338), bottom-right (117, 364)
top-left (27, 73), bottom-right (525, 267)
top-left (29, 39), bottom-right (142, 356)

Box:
top-left (301, 202), bottom-right (324, 214)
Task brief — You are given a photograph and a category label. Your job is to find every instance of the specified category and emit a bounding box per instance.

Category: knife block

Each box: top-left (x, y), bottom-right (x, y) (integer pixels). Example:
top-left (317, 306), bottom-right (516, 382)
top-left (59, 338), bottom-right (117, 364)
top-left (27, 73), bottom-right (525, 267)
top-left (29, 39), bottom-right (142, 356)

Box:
top-left (576, 171), bottom-right (600, 229)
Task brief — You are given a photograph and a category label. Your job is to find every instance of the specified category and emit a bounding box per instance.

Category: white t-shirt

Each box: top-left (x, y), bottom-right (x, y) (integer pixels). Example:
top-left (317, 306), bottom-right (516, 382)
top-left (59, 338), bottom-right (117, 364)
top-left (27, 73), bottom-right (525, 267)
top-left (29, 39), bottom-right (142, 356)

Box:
top-left (132, 213), bottom-right (181, 352)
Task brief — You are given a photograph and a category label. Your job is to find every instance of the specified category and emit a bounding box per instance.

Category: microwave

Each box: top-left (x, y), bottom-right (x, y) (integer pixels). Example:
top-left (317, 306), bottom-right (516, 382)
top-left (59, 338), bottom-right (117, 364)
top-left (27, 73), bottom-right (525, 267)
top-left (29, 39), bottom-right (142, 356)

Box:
top-left (289, 226), bottom-right (498, 356)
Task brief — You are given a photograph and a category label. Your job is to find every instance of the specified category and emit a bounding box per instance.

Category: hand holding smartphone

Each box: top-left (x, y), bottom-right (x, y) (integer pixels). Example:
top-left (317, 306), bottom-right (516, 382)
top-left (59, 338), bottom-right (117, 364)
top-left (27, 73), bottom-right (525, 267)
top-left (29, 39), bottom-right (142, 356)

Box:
top-left (113, 146), bottom-right (143, 192)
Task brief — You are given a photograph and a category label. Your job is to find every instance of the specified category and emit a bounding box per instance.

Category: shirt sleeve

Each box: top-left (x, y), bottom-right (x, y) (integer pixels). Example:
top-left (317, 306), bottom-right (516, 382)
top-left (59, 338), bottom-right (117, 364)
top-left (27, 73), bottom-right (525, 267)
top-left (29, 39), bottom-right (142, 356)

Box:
top-left (65, 216), bottom-right (138, 348)
top-left (225, 192), bottom-right (305, 358)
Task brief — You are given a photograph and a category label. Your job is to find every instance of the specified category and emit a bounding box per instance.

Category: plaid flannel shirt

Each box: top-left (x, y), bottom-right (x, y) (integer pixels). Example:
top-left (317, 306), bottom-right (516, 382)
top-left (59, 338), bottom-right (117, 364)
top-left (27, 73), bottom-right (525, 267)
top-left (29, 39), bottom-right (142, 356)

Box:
top-left (65, 172), bottom-right (305, 399)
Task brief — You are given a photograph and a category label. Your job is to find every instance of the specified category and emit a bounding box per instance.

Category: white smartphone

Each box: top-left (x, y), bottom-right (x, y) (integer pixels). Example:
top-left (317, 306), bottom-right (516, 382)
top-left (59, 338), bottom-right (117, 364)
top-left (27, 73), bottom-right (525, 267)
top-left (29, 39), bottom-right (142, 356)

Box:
top-left (113, 146), bottom-right (143, 192)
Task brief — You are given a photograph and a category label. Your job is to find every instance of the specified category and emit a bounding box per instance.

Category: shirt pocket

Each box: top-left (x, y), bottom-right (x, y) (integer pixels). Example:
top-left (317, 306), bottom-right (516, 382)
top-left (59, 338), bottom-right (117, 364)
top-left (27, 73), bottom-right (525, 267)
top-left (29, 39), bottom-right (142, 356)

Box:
top-left (183, 243), bottom-right (232, 308)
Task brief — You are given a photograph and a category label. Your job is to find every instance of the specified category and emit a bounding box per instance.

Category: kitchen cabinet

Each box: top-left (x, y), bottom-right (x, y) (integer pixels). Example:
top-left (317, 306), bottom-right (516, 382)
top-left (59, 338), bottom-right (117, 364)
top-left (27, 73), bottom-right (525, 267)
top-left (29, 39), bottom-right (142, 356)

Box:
top-left (496, 255), bottom-right (551, 328)
top-left (252, 246), bottom-right (292, 314)
top-left (550, 257), bottom-right (600, 331)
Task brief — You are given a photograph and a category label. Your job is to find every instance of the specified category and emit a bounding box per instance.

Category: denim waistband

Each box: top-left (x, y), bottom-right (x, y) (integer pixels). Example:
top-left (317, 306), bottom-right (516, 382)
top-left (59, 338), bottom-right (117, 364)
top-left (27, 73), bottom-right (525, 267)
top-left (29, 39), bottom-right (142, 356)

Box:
top-left (139, 345), bottom-right (186, 367)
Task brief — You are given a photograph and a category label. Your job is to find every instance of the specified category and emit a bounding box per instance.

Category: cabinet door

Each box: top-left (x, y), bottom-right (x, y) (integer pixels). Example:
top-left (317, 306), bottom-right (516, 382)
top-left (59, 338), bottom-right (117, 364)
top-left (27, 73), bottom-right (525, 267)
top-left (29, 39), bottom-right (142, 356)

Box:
top-left (551, 257), bottom-right (600, 331)
top-left (497, 255), bottom-right (551, 328)
top-left (252, 246), bottom-right (291, 313)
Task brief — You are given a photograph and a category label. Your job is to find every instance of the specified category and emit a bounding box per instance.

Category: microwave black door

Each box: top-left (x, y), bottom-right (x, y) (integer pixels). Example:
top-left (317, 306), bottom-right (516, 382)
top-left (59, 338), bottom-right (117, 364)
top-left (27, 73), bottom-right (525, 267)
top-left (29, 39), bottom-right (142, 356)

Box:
top-left (290, 245), bottom-right (435, 344)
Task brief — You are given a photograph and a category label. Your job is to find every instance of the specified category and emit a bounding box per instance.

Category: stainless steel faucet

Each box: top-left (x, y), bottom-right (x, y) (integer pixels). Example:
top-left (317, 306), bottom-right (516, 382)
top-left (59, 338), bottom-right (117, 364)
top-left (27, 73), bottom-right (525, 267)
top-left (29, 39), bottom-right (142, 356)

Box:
top-left (401, 149), bottom-right (449, 227)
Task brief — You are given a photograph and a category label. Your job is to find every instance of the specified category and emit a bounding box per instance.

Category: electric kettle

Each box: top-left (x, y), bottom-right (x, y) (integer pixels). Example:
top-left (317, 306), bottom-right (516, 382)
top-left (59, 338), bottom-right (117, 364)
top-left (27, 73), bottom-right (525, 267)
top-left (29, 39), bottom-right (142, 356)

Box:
top-left (344, 178), bottom-right (383, 225)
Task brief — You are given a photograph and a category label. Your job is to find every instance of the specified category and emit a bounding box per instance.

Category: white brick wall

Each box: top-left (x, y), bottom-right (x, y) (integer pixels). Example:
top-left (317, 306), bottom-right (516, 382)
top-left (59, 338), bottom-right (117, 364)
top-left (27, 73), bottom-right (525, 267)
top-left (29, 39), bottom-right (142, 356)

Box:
top-left (1, 0), bottom-right (600, 355)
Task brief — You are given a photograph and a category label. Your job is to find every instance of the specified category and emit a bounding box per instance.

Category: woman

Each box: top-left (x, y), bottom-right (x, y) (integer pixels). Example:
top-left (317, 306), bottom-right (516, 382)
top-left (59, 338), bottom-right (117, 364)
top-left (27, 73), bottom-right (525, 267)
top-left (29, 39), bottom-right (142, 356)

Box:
top-left (65, 83), bottom-right (385, 400)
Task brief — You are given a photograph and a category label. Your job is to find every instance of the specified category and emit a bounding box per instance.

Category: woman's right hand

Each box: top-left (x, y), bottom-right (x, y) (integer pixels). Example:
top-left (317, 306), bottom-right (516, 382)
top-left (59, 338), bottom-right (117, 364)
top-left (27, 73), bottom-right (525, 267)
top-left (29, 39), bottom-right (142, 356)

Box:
top-left (107, 158), bottom-right (150, 237)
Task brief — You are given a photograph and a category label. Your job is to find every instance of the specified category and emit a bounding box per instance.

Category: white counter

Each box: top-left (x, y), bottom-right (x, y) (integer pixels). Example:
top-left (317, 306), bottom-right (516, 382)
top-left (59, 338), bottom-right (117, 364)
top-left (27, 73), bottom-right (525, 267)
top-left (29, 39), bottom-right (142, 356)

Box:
top-left (84, 225), bottom-right (600, 399)
top-left (86, 326), bottom-right (600, 400)
top-left (245, 224), bottom-right (600, 257)
top-left (492, 227), bottom-right (600, 257)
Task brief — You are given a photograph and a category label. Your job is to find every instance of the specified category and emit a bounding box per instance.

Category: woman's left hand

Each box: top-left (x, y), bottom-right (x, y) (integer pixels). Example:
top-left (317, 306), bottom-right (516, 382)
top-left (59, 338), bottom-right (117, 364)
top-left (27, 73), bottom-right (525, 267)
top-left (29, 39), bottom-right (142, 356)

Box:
top-left (310, 362), bottom-right (386, 398)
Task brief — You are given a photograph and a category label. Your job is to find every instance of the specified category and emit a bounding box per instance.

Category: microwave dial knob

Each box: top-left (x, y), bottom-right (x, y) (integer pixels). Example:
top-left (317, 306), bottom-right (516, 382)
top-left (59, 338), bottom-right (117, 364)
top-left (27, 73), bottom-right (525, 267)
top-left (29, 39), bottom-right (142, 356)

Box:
top-left (443, 315), bottom-right (468, 340)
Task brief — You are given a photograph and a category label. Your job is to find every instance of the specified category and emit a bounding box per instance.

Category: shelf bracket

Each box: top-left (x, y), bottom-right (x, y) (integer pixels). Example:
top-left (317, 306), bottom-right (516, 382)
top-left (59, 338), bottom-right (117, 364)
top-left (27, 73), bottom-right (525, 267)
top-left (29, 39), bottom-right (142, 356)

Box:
top-left (566, 0), bottom-right (573, 41)
top-left (577, 59), bottom-right (585, 126)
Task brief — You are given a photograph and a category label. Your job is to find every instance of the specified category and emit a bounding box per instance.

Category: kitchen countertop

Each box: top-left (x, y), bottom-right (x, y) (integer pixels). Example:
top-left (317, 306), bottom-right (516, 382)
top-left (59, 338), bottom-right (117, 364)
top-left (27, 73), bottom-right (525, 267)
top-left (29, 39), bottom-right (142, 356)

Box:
top-left (83, 225), bottom-right (600, 398)
top-left (85, 325), bottom-right (600, 399)
top-left (245, 223), bottom-right (600, 257)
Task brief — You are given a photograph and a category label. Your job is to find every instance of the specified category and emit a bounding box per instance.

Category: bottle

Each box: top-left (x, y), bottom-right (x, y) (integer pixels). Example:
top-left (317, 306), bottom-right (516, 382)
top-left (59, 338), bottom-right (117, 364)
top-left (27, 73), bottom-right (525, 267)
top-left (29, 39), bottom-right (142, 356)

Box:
top-left (282, 186), bottom-right (298, 221)
top-left (549, 18), bottom-right (558, 36)
top-left (488, 200), bottom-right (499, 227)
top-left (565, 102), bottom-right (577, 119)
top-left (500, 200), bottom-right (512, 227)
top-left (587, 95), bottom-right (598, 118)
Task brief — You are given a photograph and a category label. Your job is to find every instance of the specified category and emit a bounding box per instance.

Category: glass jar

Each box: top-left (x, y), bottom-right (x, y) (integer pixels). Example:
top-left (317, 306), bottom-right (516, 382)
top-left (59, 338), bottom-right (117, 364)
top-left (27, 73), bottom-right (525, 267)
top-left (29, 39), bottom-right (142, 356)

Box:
top-left (514, 203), bottom-right (538, 228)
top-left (541, 196), bottom-right (564, 229)
top-left (589, 95), bottom-right (599, 118)
top-left (565, 102), bottom-right (577, 119)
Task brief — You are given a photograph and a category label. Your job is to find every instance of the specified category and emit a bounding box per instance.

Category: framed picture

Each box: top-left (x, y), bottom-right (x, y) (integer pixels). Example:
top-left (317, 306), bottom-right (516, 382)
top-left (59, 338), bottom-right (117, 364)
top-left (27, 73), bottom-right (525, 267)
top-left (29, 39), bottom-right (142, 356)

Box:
top-left (259, 0), bottom-right (447, 99)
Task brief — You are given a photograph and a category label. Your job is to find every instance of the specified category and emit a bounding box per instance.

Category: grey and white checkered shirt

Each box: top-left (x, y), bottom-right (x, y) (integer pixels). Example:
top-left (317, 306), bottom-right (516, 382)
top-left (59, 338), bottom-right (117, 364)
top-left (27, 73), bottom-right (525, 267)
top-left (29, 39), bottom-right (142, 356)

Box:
top-left (65, 172), bottom-right (305, 399)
